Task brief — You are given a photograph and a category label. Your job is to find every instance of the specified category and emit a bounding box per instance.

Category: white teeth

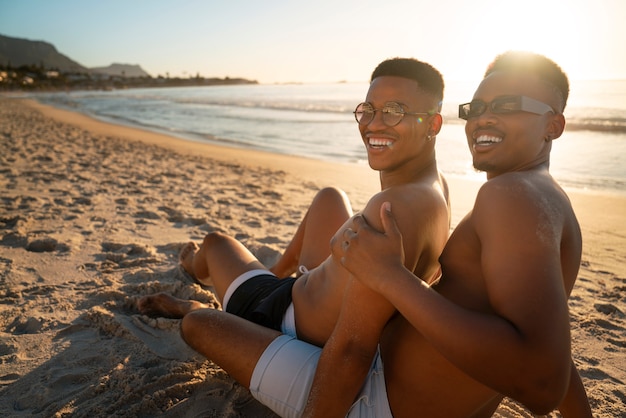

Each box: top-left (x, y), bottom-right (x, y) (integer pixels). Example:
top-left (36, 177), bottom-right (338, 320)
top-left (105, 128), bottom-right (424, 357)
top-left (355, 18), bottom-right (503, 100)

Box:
top-left (475, 135), bottom-right (502, 144)
top-left (369, 138), bottom-right (393, 147)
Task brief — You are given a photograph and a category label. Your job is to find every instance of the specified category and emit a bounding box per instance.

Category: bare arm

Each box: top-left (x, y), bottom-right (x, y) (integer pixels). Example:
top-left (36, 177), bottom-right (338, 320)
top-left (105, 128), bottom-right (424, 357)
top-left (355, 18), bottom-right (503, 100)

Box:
top-left (303, 278), bottom-right (395, 417)
top-left (337, 184), bottom-right (573, 414)
top-left (303, 190), bottom-right (428, 416)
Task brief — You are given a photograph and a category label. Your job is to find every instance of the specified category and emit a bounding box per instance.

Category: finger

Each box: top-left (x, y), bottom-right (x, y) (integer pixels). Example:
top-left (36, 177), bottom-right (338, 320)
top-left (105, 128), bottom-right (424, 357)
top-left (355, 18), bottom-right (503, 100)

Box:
top-left (330, 235), bottom-right (339, 253)
top-left (380, 202), bottom-right (401, 237)
top-left (352, 214), bottom-right (367, 231)
top-left (346, 226), bottom-right (361, 242)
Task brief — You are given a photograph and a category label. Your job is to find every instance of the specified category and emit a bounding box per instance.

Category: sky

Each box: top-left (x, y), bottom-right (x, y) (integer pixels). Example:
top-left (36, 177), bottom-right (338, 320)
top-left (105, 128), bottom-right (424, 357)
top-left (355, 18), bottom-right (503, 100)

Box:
top-left (1, 0), bottom-right (625, 84)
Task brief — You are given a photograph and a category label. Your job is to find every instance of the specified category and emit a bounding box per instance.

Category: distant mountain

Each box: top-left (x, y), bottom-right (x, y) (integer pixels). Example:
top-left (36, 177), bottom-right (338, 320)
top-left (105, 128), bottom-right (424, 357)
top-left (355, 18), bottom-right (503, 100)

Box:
top-left (0, 34), bottom-right (256, 90)
top-left (0, 34), bottom-right (149, 77)
top-left (90, 63), bottom-right (150, 77)
top-left (0, 34), bottom-right (87, 72)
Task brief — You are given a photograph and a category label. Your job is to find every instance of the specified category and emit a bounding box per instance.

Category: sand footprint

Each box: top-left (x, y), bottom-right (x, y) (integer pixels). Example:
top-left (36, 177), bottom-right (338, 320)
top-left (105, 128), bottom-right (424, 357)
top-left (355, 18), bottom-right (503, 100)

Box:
top-left (99, 242), bottom-right (164, 269)
top-left (26, 237), bottom-right (69, 253)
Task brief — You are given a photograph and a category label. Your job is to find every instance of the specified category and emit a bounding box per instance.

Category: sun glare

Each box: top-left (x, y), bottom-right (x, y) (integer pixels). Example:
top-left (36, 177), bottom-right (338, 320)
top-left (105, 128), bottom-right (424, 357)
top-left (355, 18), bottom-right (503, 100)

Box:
top-left (444, 0), bottom-right (598, 81)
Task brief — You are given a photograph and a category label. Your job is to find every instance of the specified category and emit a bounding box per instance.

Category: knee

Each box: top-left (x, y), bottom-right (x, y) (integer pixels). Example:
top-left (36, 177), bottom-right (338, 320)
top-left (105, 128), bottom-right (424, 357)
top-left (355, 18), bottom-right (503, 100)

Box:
top-left (180, 310), bottom-right (195, 345)
top-left (316, 186), bottom-right (346, 200)
top-left (180, 309), bottom-right (207, 348)
top-left (313, 187), bottom-right (350, 209)
top-left (201, 231), bottom-right (230, 248)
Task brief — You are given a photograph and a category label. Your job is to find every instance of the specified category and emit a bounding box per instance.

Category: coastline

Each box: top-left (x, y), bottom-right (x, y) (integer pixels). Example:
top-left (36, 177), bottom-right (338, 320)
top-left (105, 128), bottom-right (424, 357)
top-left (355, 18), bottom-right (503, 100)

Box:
top-left (0, 97), bottom-right (624, 416)
top-left (25, 98), bottom-right (626, 273)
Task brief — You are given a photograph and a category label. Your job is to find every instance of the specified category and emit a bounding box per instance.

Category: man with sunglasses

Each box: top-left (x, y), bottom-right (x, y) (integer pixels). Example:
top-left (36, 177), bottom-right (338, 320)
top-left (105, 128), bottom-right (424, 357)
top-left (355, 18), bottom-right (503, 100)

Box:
top-left (139, 58), bottom-right (452, 415)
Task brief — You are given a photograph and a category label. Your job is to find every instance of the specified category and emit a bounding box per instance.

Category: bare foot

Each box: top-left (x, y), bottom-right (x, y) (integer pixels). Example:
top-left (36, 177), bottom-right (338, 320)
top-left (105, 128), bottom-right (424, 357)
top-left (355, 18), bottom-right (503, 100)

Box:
top-left (137, 292), bottom-right (209, 318)
top-left (179, 242), bottom-right (200, 278)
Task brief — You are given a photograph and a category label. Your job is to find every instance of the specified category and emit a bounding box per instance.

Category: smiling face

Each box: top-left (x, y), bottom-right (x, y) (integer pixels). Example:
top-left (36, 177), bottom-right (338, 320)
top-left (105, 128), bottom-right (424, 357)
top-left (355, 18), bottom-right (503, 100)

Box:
top-left (359, 76), bottom-right (441, 173)
top-left (464, 71), bottom-right (564, 178)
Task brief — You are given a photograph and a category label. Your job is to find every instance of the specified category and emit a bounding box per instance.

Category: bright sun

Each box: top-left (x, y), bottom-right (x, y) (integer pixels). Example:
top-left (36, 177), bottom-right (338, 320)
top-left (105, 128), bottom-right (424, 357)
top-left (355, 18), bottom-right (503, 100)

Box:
top-left (445, 0), bottom-right (596, 81)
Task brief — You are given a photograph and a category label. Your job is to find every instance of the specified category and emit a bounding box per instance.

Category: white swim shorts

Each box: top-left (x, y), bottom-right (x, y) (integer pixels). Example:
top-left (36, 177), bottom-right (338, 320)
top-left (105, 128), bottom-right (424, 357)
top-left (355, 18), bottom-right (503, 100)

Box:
top-left (249, 335), bottom-right (393, 418)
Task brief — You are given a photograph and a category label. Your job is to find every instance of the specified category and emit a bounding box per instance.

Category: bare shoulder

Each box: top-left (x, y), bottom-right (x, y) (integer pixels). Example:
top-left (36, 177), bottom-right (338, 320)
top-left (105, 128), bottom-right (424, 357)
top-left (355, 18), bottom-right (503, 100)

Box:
top-left (372, 174), bottom-right (447, 214)
top-left (358, 177), bottom-right (449, 276)
top-left (476, 171), bottom-right (574, 218)
top-left (472, 172), bottom-right (581, 262)
top-left (362, 184), bottom-right (446, 231)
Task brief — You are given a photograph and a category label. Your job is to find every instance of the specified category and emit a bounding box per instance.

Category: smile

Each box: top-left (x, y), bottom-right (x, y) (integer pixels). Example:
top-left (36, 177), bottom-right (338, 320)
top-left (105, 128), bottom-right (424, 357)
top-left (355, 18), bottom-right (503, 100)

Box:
top-left (475, 135), bottom-right (502, 145)
top-left (368, 137), bottom-right (394, 148)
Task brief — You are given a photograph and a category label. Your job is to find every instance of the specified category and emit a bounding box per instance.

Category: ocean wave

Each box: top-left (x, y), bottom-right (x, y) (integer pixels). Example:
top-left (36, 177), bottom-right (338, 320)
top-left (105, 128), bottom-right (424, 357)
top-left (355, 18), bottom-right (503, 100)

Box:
top-left (564, 118), bottom-right (626, 133)
top-left (170, 97), bottom-right (354, 114)
top-left (441, 112), bottom-right (626, 134)
top-left (30, 85), bottom-right (626, 196)
top-left (36, 87), bottom-right (626, 135)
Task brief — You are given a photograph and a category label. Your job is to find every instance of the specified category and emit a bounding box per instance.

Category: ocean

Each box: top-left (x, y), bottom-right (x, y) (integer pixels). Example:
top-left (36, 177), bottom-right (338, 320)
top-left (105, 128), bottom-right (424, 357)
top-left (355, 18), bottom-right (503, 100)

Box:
top-left (33, 80), bottom-right (626, 196)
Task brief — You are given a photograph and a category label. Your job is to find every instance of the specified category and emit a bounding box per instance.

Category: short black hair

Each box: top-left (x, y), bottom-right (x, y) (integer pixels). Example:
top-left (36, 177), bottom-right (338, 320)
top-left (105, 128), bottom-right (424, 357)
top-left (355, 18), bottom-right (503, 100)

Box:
top-left (485, 51), bottom-right (569, 111)
top-left (371, 58), bottom-right (444, 108)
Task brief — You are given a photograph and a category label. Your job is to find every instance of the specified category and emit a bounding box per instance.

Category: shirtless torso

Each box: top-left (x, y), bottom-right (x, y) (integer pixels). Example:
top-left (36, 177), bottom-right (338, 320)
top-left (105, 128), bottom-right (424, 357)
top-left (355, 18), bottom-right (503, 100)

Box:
top-left (293, 175), bottom-right (449, 347)
top-left (380, 170), bottom-right (582, 417)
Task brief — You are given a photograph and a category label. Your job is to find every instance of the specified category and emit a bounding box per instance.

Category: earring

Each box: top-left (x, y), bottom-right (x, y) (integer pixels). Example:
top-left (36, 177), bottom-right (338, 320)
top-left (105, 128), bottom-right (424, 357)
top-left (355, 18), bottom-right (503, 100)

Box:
top-left (426, 135), bottom-right (433, 141)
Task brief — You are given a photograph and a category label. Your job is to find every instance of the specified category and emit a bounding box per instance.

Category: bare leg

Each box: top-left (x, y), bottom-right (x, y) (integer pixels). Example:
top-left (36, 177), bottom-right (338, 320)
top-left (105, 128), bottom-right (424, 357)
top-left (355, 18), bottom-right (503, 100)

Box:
top-left (181, 308), bottom-right (281, 387)
top-left (177, 231), bottom-right (267, 303)
top-left (139, 232), bottom-right (268, 318)
top-left (270, 187), bottom-right (353, 277)
top-left (179, 241), bottom-right (200, 279)
top-left (137, 292), bottom-right (210, 318)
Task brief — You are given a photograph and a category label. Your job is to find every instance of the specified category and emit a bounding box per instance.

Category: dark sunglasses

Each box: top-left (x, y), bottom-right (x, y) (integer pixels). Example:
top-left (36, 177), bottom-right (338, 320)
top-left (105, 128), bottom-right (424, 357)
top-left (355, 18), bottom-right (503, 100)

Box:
top-left (458, 95), bottom-right (555, 120)
top-left (354, 101), bottom-right (434, 127)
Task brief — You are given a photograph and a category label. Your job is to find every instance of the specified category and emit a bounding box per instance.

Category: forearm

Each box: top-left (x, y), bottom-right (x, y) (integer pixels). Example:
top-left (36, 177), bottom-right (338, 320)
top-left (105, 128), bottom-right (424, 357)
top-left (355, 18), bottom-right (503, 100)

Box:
top-left (376, 266), bottom-right (570, 411)
top-left (302, 343), bottom-right (373, 418)
top-left (302, 278), bottom-right (389, 418)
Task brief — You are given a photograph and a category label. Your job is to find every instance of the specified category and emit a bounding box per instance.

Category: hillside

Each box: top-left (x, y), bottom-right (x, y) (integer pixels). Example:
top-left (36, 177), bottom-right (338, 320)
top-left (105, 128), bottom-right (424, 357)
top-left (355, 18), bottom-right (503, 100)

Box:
top-left (90, 63), bottom-right (150, 77)
top-left (0, 34), bottom-right (257, 90)
top-left (0, 34), bottom-right (149, 76)
top-left (0, 34), bottom-right (87, 72)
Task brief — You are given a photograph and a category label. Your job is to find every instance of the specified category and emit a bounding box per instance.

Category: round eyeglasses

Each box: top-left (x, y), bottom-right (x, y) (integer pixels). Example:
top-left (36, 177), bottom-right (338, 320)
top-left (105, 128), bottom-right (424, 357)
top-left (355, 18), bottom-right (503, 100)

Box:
top-left (354, 102), bottom-right (434, 127)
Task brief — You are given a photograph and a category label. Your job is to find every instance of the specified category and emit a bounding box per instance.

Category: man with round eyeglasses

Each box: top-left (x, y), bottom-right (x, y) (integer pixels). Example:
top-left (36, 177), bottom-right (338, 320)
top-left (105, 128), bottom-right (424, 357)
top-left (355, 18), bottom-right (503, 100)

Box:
top-left (139, 57), bottom-right (451, 417)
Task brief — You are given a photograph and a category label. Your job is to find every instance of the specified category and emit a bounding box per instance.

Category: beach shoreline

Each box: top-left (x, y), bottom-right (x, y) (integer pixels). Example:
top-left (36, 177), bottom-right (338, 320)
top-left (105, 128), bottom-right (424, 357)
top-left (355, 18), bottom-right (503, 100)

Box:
top-left (0, 97), bottom-right (624, 416)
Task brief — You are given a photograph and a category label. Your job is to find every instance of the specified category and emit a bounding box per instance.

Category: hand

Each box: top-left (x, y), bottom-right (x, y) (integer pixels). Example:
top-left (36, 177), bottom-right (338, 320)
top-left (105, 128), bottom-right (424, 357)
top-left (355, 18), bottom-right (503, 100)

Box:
top-left (332, 202), bottom-right (406, 293)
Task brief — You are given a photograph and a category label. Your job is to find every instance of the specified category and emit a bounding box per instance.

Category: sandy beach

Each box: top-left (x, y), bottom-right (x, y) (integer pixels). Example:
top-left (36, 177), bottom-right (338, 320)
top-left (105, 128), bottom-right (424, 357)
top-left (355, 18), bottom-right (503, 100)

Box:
top-left (0, 96), bottom-right (624, 417)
